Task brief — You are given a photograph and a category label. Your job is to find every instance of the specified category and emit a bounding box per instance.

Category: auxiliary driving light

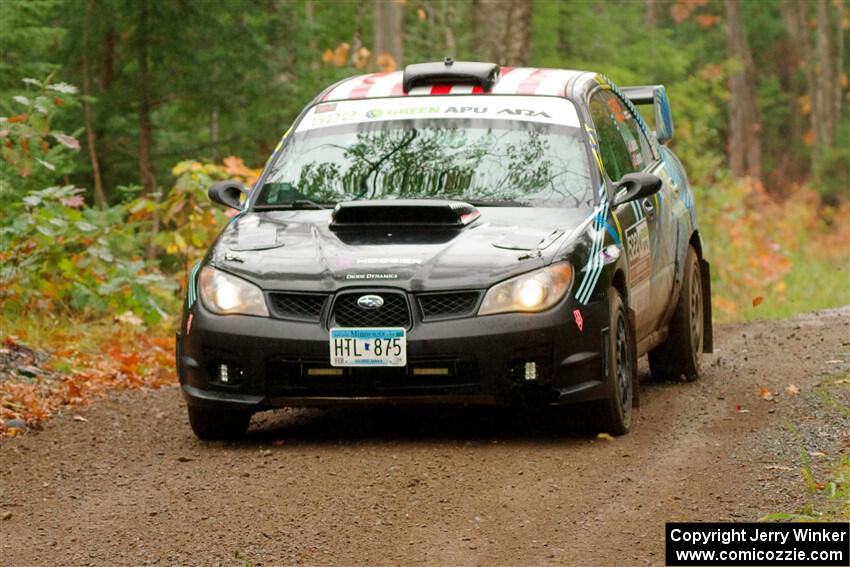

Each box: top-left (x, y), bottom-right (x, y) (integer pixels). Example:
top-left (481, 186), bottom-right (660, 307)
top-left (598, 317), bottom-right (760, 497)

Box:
top-left (215, 362), bottom-right (243, 385)
top-left (411, 367), bottom-right (450, 376)
top-left (306, 368), bottom-right (344, 377)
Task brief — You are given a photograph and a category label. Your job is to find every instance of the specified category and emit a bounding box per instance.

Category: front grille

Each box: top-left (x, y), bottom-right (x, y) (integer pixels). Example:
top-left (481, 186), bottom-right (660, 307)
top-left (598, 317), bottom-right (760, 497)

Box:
top-left (332, 292), bottom-right (411, 328)
top-left (268, 292), bottom-right (327, 321)
top-left (418, 292), bottom-right (480, 320)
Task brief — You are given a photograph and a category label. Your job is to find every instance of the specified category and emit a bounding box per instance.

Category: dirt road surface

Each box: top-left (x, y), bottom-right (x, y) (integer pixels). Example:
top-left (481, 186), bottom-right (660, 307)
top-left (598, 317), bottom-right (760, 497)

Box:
top-left (2, 308), bottom-right (848, 567)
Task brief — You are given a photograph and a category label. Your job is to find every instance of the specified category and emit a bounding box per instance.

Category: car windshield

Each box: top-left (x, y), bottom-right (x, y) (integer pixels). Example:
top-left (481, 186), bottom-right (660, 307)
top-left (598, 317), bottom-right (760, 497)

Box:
top-left (255, 96), bottom-right (594, 209)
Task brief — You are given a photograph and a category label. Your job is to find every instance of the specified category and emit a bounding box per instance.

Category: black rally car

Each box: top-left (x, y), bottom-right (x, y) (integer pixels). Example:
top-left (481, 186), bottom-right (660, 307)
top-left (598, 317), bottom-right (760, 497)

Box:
top-left (177, 60), bottom-right (712, 439)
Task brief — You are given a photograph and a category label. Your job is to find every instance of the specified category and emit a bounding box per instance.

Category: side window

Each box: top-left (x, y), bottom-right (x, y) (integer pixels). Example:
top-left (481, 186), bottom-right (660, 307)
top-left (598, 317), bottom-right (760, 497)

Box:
top-left (620, 99), bottom-right (655, 166)
top-left (589, 91), bottom-right (634, 181)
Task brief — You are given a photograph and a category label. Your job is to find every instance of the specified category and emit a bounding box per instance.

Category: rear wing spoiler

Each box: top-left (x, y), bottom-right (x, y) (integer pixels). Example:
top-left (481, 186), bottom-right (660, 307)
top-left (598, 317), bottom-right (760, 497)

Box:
top-left (621, 84), bottom-right (674, 145)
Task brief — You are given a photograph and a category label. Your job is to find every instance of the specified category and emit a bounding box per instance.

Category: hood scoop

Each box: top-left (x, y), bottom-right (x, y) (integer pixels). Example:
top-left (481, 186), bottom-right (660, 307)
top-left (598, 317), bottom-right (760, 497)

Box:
top-left (330, 200), bottom-right (480, 230)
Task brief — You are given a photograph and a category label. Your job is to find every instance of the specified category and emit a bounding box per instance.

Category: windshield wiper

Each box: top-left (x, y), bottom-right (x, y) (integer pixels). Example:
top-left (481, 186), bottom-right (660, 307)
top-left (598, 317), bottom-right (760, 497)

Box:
top-left (253, 199), bottom-right (335, 211)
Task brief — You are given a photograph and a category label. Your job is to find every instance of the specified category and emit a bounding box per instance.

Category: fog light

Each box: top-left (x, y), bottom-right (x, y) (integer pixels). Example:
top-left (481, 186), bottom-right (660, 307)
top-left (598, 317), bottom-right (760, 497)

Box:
top-left (219, 364), bottom-right (230, 383)
top-left (524, 362), bottom-right (537, 381)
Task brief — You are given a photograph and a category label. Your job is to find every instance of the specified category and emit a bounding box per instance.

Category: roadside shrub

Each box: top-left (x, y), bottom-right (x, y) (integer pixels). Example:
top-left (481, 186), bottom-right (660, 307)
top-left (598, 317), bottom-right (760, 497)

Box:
top-left (699, 177), bottom-right (848, 321)
top-left (0, 77), bottom-right (81, 203)
top-left (149, 156), bottom-right (260, 273)
top-left (0, 185), bottom-right (177, 324)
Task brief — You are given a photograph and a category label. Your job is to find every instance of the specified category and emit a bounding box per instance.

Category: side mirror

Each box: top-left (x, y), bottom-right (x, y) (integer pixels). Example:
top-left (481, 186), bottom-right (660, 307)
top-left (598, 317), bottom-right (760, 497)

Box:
top-left (613, 172), bottom-right (662, 207)
top-left (208, 180), bottom-right (248, 210)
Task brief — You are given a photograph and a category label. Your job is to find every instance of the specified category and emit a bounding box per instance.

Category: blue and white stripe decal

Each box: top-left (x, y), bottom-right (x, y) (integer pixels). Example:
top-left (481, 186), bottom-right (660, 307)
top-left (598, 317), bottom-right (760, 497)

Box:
top-left (574, 184), bottom-right (610, 305)
top-left (600, 75), bottom-right (658, 155)
top-left (187, 262), bottom-right (201, 307)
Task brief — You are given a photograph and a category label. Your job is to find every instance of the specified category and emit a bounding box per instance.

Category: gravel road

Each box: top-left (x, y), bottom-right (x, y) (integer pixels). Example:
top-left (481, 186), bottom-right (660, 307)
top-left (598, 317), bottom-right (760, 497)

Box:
top-left (1, 307), bottom-right (848, 567)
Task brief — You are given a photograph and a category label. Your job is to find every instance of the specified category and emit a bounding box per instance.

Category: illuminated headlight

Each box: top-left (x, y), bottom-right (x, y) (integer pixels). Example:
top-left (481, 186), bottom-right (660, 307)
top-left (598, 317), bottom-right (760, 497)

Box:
top-left (198, 266), bottom-right (269, 316)
top-left (478, 263), bottom-right (573, 316)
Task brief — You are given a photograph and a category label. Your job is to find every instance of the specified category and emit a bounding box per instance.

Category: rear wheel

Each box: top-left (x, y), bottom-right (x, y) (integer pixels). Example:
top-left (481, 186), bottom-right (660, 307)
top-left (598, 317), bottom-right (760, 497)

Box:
top-left (187, 405), bottom-right (251, 440)
top-left (595, 287), bottom-right (634, 435)
top-left (649, 246), bottom-right (703, 382)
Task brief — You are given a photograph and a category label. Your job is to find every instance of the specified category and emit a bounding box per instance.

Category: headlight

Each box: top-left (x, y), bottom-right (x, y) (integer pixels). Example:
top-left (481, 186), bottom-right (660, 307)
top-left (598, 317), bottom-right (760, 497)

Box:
top-left (198, 266), bottom-right (269, 316)
top-left (478, 263), bottom-right (573, 316)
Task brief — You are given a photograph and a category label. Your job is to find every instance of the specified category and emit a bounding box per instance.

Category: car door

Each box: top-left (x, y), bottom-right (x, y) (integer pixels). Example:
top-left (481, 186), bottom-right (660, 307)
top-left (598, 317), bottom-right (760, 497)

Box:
top-left (587, 89), bottom-right (666, 339)
top-left (613, 92), bottom-right (679, 331)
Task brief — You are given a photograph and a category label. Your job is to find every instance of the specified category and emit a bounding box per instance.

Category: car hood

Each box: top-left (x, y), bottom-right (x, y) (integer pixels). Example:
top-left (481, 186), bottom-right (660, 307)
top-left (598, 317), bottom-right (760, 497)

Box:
top-left (209, 207), bottom-right (592, 291)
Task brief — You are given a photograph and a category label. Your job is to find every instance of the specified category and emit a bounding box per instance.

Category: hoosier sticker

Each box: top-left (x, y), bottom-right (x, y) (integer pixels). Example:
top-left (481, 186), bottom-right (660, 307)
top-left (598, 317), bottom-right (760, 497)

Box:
top-left (626, 219), bottom-right (651, 283)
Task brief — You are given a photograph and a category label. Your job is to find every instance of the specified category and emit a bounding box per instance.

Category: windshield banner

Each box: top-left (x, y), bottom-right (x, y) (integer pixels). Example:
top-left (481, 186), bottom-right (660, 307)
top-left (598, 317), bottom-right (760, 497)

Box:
top-left (296, 95), bottom-right (581, 132)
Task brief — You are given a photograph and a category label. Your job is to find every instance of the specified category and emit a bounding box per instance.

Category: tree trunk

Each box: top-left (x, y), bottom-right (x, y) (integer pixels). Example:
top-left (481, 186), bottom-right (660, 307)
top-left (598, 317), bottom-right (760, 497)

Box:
top-left (777, 0), bottom-right (809, 183)
top-left (136, 0), bottom-right (158, 259)
top-left (82, 0), bottom-right (106, 208)
top-left (473, 0), bottom-right (509, 63)
top-left (724, 0), bottom-right (761, 180)
top-left (137, 0), bottom-right (155, 197)
top-left (442, 0), bottom-right (456, 57)
top-left (557, 1), bottom-right (572, 60)
top-left (644, 0), bottom-right (657, 28)
top-left (210, 107), bottom-right (219, 160)
top-left (305, 0), bottom-right (319, 70)
top-left (373, 0), bottom-right (404, 69)
top-left (504, 0), bottom-right (532, 66)
top-left (835, 0), bottom-right (845, 126)
top-left (813, 0), bottom-right (836, 149)
top-left (473, 0), bottom-right (530, 66)
top-left (100, 28), bottom-right (115, 90)
top-left (352, 1), bottom-right (367, 64)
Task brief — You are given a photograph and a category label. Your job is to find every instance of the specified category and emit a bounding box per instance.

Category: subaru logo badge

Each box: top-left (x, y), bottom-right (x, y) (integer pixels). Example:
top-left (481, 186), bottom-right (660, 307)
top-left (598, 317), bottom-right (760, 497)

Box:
top-left (357, 295), bottom-right (384, 310)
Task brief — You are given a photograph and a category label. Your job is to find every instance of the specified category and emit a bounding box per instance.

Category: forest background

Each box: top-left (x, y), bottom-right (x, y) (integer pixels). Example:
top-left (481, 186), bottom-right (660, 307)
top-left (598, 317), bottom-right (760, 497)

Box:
top-left (0, 0), bottom-right (847, 428)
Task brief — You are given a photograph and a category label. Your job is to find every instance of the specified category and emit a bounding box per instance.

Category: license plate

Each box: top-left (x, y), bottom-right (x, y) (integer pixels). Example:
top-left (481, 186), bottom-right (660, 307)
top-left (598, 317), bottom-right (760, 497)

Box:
top-left (329, 328), bottom-right (407, 367)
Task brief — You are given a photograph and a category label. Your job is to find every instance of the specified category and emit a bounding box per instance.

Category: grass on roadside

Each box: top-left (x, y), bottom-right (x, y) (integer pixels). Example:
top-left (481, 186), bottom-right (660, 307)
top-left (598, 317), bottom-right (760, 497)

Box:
top-left (714, 247), bottom-right (849, 324)
top-left (732, 252), bottom-right (849, 323)
top-left (760, 373), bottom-right (850, 522)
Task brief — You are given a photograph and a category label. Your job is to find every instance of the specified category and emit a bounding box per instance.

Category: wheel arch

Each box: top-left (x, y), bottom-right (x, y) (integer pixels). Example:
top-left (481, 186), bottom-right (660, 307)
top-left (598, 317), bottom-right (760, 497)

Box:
top-left (689, 229), bottom-right (704, 259)
top-left (611, 268), bottom-right (627, 302)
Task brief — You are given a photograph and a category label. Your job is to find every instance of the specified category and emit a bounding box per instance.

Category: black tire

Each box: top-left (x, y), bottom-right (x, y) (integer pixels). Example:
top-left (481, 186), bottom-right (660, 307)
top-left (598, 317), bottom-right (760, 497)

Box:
top-left (649, 246), bottom-right (704, 382)
top-left (187, 405), bottom-right (251, 440)
top-left (595, 287), bottom-right (635, 435)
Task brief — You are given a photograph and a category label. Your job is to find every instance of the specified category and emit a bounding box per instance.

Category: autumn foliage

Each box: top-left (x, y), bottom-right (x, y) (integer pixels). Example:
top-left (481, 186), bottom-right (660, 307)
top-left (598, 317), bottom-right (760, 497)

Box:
top-left (700, 177), bottom-right (850, 320)
top-left (1, 330), bottom-right (173, 435)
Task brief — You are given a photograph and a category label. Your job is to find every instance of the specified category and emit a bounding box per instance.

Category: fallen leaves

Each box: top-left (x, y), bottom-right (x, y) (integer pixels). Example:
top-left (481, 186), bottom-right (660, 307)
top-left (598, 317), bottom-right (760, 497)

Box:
top-left (752, 296), bottom-right (764, 307)
top-left (596, 432), bottom-right (615, 442)
top-left (0, 331), bottom-right (174, 435)
top-left (785, 384), bottom-right (800, 395)
top-left (758, 385), bottom-right (774, 401)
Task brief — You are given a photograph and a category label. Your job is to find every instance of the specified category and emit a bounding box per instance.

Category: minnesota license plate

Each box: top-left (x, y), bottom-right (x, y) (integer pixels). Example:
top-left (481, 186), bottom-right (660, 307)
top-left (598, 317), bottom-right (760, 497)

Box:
top-left (329, 328), bottom-right (407, 367)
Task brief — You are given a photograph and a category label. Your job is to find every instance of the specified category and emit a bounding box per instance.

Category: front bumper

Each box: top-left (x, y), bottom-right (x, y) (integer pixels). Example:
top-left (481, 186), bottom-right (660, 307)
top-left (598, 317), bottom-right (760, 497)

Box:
top-left (177, 296), bottom-right (610, 412)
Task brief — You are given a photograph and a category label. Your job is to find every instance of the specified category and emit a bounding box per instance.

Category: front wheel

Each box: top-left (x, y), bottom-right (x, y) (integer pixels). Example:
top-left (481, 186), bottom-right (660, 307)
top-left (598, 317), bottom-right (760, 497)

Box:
top-left (187, 405), bottom-right (251, 440)
top-left (649, 246), bottom-right (703, 382)
top-left (594, 287), bottom-right (635, 435)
